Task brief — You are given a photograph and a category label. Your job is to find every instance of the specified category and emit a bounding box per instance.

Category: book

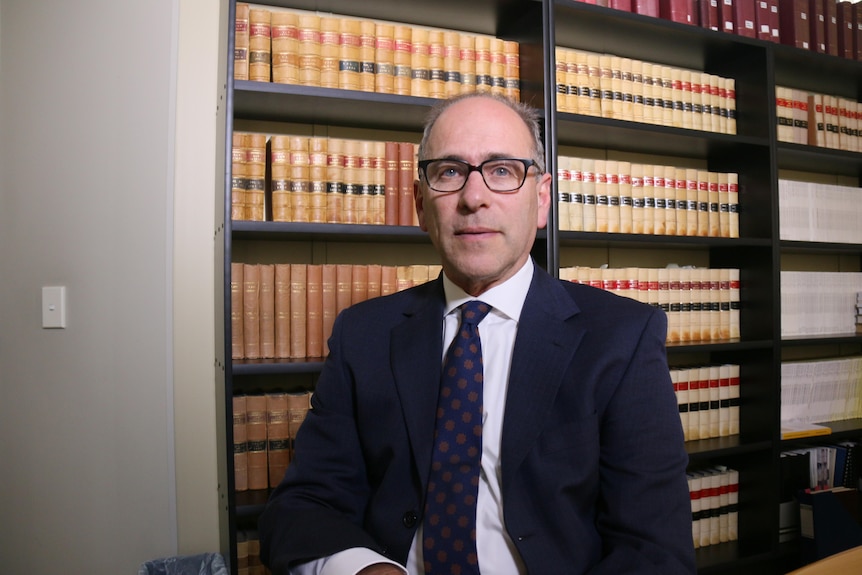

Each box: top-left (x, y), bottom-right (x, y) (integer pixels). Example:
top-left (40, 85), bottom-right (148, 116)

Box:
top-left (270, 135), bottom-right (290, 222)
top-left (259, 264), bottom-right (275, 358)
top-left (825, 0), bottom-right (840, 56)
top-left (398, 142), bottom-right (416, 226)
top-left (781, 420), bottom-right (833, 439)
top-left (810, 0), bottom-right (827, 52)
top-left (248, 7), bottom-right (271, 83)
top-left (275, 264), bottom-right (290, 359)
top-left (306, 264), bottom-right (323, 358)
top-left (242, 263), bottom-right (260, 359)
top-left (231, 132), bottom-right (249, 221)
top-left (734, 0), bottom-right (758, 37)
top-left (838, 1), bottom-right (855, 58)
top-left (266, 393), bottom-right (290, 488)
top-left (233, 395), bottom-right (248, 492)
top-left (245, 394), bottom-right (268, 491)
top-left (321, 264), bottom-right (336, 356)
top-left (779, 0), bottom-right (812, 49)
top-left (297, 13), bottom-right (322, 87)
top-left (289, 264), bottom-right (307, 359)
top-left (271, 10), bottom-right (298, 84)
top-left (234, 3), bottom-right (250, 81)
top-left (231, 262), bottom-right (244, 359)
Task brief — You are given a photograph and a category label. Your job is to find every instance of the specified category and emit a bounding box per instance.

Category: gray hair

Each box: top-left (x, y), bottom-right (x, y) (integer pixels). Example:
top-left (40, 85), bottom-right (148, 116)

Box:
top-left (417, 93), bottom-right (546, 174)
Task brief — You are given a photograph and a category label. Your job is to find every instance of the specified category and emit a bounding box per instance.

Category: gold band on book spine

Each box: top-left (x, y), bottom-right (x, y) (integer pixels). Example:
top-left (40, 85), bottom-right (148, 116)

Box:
top-left (248, 8), bottom-right (271, 82)
top-left (271, 10), bottom-right (299, 84)
top-left (443, 32), bottom-right (461, 97)
top-left (474, 35), bottom-right (492, 94)
top-left (357, 140), bottom-right (374, 225)
top-left (298, 14), bottom-right (321, 86)
top-left (503, 40), bottom-right (520, 101)
top-left (308, 137), bottom-right (328, 223)
top-left (490, 37), bottom-right (505, 97)
top-left (234, 3), bottom-right (250, 81)
top-left (232, 132), bottom-right (248, 221)
top-left (245, 133), bottom-right (267, 222)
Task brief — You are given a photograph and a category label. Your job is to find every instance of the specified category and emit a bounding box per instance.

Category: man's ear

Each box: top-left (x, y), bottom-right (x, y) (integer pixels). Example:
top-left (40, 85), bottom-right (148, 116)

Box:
top-left (536, 172), bottom-right (552, 230)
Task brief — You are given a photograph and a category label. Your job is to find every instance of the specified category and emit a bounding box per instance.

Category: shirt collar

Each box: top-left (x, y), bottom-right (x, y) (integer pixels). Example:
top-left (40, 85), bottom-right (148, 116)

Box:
top-left (441, 258), bottom-right (534, 323)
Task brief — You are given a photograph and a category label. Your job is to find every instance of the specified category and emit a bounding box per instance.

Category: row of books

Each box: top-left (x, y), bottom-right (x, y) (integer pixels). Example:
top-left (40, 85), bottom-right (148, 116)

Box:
top-left (782, 442), bottom-right (862, 494)
top-left (778, 179), bottom-right (862, 244)
top-left (233, 391), bottom-right (312, 492)
top-left (557, 157), bottom-right (740, 237)
top-left (231, 263), bottom-right (440, 361)
top-left (237, 530), bottom-right (269, 575)
top-left (781, 356), bottom-right (862, 425)
top-left (232, 131), bottom-right (419, 226)
top-left (780, 271), bottom-right (862, 337)
top-left (688, 465), bottom-right (740, 550)
top-left (554, 48), bottom-right (737, 134)
top-left (672, 364), bottom-right (741, 442)
top-left (776, 87), bottom-right (862, 151)
top-left (235, 4), bottom-right (520, 101)
top-left (560, 266), bottom-right (742, 343)
top-left (581, 0), bottom-right (862, 62)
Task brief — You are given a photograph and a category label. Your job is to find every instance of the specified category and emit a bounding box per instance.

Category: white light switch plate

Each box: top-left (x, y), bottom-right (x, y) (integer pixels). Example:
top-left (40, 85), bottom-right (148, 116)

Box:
top-left (42, 286), bottom-right (67, 329)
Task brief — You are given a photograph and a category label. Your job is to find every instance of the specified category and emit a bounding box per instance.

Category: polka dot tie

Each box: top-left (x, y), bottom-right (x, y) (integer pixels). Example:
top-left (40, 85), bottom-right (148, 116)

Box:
top-left (423, 300), bottom-right (491, 575)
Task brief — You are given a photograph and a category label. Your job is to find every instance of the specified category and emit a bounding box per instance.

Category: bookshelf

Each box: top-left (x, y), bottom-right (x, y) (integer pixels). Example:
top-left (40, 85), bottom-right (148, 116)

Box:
top-left (214, 0), bottom-right (862, 573)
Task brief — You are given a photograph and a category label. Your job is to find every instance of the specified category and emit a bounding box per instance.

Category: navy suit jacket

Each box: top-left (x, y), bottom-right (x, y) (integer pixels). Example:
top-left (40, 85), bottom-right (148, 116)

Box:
top-left (259, 264), bottom-right (696, 574)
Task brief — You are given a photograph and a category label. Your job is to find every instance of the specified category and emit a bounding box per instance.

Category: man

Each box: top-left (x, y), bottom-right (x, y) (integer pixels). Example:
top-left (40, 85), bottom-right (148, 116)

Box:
top-left (259, 93), bottom-right (696, 574)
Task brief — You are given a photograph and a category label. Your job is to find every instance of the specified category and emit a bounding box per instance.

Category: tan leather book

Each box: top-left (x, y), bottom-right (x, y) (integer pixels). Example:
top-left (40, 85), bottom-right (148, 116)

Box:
top-left (428, 29), bottom-right (445, 98)
top-left (557, 155), bottom-right (571, 230)
top-left (718, 172), bottom-right (730, 238)
top-left (569, 157), bottom-right (585, 232)
top-left (236, 531), bottom-right (250, 575)
top-left (245, 394), bottom-right (268, 491)
top-left (381, 265), bottom-right (398, 296)
top-left (367, 263), bottom-right (382, 300)
top-left (475, 34), bottom-right (492, 95)
top-left (394, 25), bottom-right (413, 96)
top-left (259, 264), bottom-right (275, 358)
top-left (248, 8), bottom-right (271, 83)
top-left (685, 168), bottom-right (699, 237)
top-left (396, 266), bottom-right (412, 291)
top-left (581, 158), bottom-right (597, 232)
top-left (375, 23), bottom-right (396, 94)
top-left (411, 27), bottom-right (430, 97)
top-left (265, 393), bottom-right (290, 488)
top-left (697, 170), bottom-right (710, 237)
top-left (641, 163), bottom-right (655, 235)
top-left (326, 138), bottom-right (344, 223)
top-left (443, 31), bottom-right (461, 97)
top-left (352, 264), bottom-right (369, 305)
top-left (233, 395), bottom-right (248, 492)
top-left (458, 33), bottom-right (476, 94)
top-left (356, 140), bottom-right (374, 225)
top-left (234, 3), bottom-right (250, 81)
top-left (306, 264), bottom-right (323, 358)
top-left (297, 13), bottom-right (321, 87)
top-left (289, 264), bottom-right (307, 359)
top-left (335, 264), bottom-right (352, 315)
top-left (321, 264), bottom-right (337, 356)
top-left (359, 19), bottom-right (377, 93)
top-left (308, 137), bottom-right (327, 224)
top-left (271, 10), bottom-right (298, 85)
top-left (275, 264), bottom-right (291, 359)
top-left (727, 172), bottom-right (739, 238)
top-left (618, 161), bottom-right (632, 234)
top-left (338, 17), bottom-right (361, 91)
top-left (270, 135), bottom-right (291, 222)
top-left (231, 262), bottom-right (244, 360)
top-left (398, 142), bottom-right (416, 226)
top-left (243, 264), bottom-right (261, 359)
top-left (290, 136), bottom-right (310, 223)
top-left (319, 16), bottom-right (339, 89)
top-left (286, 391), bottom-right (312, 461)
top-left (708, 171), bottom-right (720, 237)
top-left (246, 533), bottom-right (263, 575)
top-left (245, 133), bottom-right (267, 222)
top-left (606, 160), bottom-right (621, 234)
top-left (342, 139), bottom-right (360, 224)
top-left (372, 141), bottom-right (386, 225)
top-left (231, 132), bottom-right (248, 221)
top-left (503, 40), bottom-right (520, 102)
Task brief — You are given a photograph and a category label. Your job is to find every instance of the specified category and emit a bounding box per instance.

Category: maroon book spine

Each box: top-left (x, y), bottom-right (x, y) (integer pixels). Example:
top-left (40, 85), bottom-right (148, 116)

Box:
top-left (635, 0), bottom-right (661, 16)
top-left (721, 0), bottom-right (736, 33)
top-left (825, 0), bottom-right (839, 55)
top-left (755, 0), bottom-right (772, 39)
top-left (853, 2), bottom-right (862, 60)
top-left (734, 0), bottom-right (758, 37)
top-left (700, 0), bottom-right (721, 30)
top-left (837, 1), bottom-right (854, 58)
top-left (809, 0), bottom-right (827, 52)
top-left (779, 0), bottom-right (812, 49)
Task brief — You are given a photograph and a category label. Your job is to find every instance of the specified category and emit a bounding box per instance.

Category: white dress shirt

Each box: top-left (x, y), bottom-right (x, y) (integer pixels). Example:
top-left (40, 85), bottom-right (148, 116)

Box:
top-left (292, 259), bottom-right (534, 575)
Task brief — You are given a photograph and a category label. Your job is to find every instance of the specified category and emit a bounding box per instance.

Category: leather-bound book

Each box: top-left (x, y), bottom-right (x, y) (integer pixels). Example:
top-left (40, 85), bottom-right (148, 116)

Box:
top-left (779, 0), bottom-right (811, 49)
top-left (308, 137), bottom-right (327, 224)
top-left (259, 264), bottom-right (275, 359)
top-left (398, 142), bottom-right (416, 226)
top-left (305, 264), bottom-right (323, 358)
top-left (338, 17), bottom-right (361, 91)
top-left (248, 7), bottom-right (271, 82)
top-left (297, 13), bottom-right (321, 87)
top-left (825, 0), bottom-right (839, 55)
top-left (231, 262), bottom-right (244, 359)
top-left (286, 391), bottom-right (312, 461)
top-left (394, 25), bottom-right (413, 96)
top-left (232, 132), bottom-right (248, 221)
top-left (234, 3), bottom-right (250, 81)
top-left (274, 264), bottom-right (291, 359)
top-left (326, 138), bottom-right (344, 224)
top-left (375, 23), bottom-right (395, 94)
top-left (270, 135), bottom-right (290, 222)
top-left (810, 0), bottom-right (827, 52)
top-left (734, 0), bottom-right (758, 37)
top-left (243, 263), bottom-right (260, 359)
top-left (245, 133), bottom-right (266, 222)
top-left (335, 264), bottom-right (352, 315)
top-left (321, 264), bottom-right (336, 356)
top-left (233, 395), bottom-right (248, 492)
top-left (319, 16), bottom-right (340, 89)
top-left (265, 393), bottom-right (289, 488)
top-left (289, 264), bottom-right (307, 359)
top-left (359, 19), bottom-right (377, 93)
top-left (245, 394), bottom-right (268, 491)
top-left (838, 1), bottom-right (855, 58)
top-left (271, 10), bottom-right (298, 84)
top-left (411, 27), bottom-right (431, 97)
top-left (381, 265), bottom-right (398, 296)
top-left (351, 264), bottom-right (368, 305)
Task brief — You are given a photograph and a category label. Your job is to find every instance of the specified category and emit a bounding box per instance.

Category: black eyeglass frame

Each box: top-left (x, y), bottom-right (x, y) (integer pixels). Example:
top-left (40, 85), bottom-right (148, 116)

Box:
top-left (417, 157), bottom-right (539, 193)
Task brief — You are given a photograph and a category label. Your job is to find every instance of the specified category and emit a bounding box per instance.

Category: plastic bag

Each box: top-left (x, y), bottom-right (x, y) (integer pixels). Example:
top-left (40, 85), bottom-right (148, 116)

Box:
top-left (137, 552), bottom-right (228, 575)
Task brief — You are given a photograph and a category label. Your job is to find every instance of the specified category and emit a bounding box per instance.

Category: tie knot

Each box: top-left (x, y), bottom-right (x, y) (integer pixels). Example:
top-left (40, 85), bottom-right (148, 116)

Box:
top-left (460, 300), bottom-right (491, 327)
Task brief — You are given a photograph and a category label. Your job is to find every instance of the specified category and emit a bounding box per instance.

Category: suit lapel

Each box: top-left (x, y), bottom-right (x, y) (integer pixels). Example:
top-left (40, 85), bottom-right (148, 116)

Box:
top-left (390, 279), bottom-right (446, 485)
top-left (501, 270), bottom-right (584, 484)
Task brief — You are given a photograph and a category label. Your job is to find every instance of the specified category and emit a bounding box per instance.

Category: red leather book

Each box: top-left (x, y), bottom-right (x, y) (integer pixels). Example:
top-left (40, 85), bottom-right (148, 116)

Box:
top-left (779, 0), bottom-right (812, 49)
top-left (721, 0), bottom-right (736, 33)
top-left (809, 0), bottom-right (827, 52)
top-left (837, 1), bottom-right (854, 58)
top-left (734, 0), bottom-right (758, 37)
top-left (769, 0), bottom-right (781, 41)
top-left (611, 0), bottom-right (634, 11)
top-left (755, 0), bottom-right (773, 39)
top-left (825, 0), bottom-right (839, 55)
top-left (853, 2), bottom-right (862, 60)
top-left (699, 0), bottom-right (721, 30)
top-left (660, 0), bottom-right (696, 23)
top-left (635, 0), bottom-right (661, 16)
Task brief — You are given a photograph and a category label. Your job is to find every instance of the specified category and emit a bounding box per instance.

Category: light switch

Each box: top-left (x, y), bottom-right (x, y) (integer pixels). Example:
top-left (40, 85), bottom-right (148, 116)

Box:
top-left (42, 286), bottom-right (67, 329)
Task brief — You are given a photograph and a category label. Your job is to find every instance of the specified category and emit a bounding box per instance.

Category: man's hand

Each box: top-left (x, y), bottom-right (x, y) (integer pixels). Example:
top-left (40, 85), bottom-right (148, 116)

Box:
top-left (357, 564), bottom-right (406, 575)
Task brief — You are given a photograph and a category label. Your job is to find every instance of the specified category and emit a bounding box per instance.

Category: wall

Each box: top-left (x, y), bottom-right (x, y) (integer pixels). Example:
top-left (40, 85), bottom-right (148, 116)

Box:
top-left (0, 0), bottom-right (220, 572)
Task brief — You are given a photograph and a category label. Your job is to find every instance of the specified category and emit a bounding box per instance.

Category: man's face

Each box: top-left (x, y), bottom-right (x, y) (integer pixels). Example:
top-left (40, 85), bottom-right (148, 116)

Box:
top-left (415, 97), bottom-right (552, 296)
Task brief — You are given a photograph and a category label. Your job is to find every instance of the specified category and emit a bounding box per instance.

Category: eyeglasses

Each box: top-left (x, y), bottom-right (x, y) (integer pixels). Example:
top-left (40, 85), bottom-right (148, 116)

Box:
top-left (418, 158), bottom-right (538, 193)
